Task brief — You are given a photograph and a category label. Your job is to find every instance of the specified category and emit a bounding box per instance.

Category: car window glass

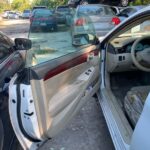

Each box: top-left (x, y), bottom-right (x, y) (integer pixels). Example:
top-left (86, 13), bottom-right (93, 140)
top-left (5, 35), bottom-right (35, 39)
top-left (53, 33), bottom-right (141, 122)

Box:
top-left (119, 20), bottom-right (150, 37)
top-left (57, 7), bottom-right (69, 12)
top-left (26, 10), bottom-right (96, 67)
top-left (78, 5), bottom-right (105, 16)
top-left (0, 34), bottom-right (12, 62)
top-left (24, 10), bottom-right (30, 13)
top-left (105, 6), bottom-right (115, 15)
top-left (128, 8), bottom-right (136, 15)
top-left (110, 7), bottom-right (117, 15)
top-left (120, 8), bottom-right (132, 14)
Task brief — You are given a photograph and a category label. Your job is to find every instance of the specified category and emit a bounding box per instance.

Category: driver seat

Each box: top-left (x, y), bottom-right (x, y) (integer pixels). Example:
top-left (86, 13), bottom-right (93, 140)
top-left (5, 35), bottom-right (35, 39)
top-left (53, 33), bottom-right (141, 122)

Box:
top-left (124, 86), bottom-right (150, 127)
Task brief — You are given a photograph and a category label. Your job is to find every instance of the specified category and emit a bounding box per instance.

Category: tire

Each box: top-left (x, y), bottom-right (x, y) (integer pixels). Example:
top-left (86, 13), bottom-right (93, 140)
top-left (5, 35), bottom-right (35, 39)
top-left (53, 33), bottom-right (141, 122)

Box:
top-left (0, 93), bottom-right (23, 150)
top-left (120, 0), bottom-right (129, 7)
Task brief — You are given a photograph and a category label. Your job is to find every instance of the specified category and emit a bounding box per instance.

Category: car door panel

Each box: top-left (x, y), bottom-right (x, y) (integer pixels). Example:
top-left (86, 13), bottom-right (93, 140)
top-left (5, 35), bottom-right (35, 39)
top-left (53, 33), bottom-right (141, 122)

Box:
top-left (29, 46), bottom-right (100, 138)
top-left (9, 44), bottom-right (100, 149)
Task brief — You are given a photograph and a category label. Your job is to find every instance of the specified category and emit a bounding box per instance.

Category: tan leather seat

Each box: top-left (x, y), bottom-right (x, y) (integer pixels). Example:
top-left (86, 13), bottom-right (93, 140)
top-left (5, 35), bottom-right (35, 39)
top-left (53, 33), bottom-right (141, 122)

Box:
top-left (124, 86), bottom-right (150, 127)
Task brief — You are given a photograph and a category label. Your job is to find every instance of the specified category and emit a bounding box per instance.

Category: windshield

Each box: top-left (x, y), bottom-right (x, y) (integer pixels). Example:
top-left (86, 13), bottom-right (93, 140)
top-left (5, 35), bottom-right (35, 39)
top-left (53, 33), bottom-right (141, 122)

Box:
top-left (57, 7), bottom-right (69, 11)
top-left (27, 10), bottom-right (96, 67)
top-left (78, 5), bottom-right (114, 16)
top-left (24, 10), bottom-right (30, 13)
top-left (119, 20), bottom-right (150, 38)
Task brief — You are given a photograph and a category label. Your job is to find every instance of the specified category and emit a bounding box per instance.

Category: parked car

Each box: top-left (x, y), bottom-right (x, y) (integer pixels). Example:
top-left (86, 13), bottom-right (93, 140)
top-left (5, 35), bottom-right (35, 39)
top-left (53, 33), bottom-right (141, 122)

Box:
top-left (72, 4), bottom-right (121, 38)
top-left (32, 6), bottom-right (47, 10)
top-left (30, 6), bottom-right (47, 22)
top-left (22, 9), bottom-right (31, 19)
top-left (2, 11), bottom-right (20, 19)
top-left (30, 9), bottom-right (57, 32)
top-left (117, 6), bottom-right (145, 21)
top-left (0, 32), bottom-right (30, 150)
top-left (55, 5), bottom-right (71, 24)
top-left (68, 0), bottom-right (133, 7)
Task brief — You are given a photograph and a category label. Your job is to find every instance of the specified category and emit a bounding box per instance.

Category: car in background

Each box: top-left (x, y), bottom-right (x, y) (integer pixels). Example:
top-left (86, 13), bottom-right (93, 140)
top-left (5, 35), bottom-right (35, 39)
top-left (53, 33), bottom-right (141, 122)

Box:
top-left (2, 11), bottom-right (20, 19)
top-left (55, 5), bottom-right (71, 24)
top-left (30, 9), bottom-right (57, 32)
top-left (30, 6), bottom-right (47, 22)
top-left (72, 4), bottom-right (121, 39)
top-left (22, 9), bottom-right (31, 19)
top-left (68, 0), bottom-right (133, 8)
top-left (117, 6), bottom-right (145, 21)
top-left (32, 6), bottom-right (47, 10)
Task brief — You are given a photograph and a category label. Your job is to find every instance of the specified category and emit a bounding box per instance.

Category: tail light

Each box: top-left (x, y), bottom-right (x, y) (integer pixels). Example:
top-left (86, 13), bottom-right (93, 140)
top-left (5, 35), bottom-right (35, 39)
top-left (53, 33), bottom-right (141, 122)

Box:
top-left (75, 18), bottom-right (86, 26)
top-left (111, 17), bottom-right (121, 25)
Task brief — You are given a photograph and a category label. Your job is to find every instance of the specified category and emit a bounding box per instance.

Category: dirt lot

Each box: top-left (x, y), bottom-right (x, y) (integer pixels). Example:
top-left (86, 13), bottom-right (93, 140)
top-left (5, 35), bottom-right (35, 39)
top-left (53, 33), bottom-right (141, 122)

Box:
top-left (0, 19), bottom-right (114, 150)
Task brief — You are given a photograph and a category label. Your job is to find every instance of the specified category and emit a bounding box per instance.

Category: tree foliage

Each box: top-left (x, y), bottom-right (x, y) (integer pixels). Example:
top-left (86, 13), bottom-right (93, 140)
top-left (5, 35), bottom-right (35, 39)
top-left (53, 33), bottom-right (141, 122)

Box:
top-left (1, 0), bottom-right (150, 12)
top-left (31, 0), bottom-right (68, 8)
top-left (11, 0), bottom-right (31, 11)
top-left (0, 0), bottom-right (11, 12)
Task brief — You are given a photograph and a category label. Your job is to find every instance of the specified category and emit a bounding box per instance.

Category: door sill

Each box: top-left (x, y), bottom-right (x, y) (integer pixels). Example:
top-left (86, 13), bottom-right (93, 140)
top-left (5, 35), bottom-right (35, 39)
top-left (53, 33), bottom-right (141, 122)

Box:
top-left (97, 88), bottom-right (133, 150)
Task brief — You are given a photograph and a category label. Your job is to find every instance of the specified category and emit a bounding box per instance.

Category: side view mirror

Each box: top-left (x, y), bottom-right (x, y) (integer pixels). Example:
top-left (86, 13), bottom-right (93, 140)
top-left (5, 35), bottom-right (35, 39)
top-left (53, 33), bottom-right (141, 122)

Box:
top-left (15, 38), bottom-right (32, 50)
top-left (72, 34), bottom-right (99, 46)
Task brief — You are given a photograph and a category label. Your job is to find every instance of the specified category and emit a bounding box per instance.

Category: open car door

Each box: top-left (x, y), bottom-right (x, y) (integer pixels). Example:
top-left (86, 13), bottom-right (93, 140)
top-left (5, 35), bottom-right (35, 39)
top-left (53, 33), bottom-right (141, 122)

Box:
top-left (9, 11), bottom-right (100, 150)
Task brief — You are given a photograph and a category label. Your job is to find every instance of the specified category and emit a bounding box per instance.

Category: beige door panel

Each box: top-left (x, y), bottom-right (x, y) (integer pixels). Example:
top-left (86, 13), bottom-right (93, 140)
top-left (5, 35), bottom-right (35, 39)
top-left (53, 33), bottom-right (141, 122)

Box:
top-left (30, 53), bottom-right (99, 138)
top-left (46, 66), bottom-right (99, 137)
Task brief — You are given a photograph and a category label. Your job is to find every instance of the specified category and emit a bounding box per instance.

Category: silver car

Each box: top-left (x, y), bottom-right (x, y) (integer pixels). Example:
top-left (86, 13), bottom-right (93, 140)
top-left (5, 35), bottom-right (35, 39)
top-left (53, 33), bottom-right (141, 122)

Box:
top-left (72, 4), bottom-right (121, 38)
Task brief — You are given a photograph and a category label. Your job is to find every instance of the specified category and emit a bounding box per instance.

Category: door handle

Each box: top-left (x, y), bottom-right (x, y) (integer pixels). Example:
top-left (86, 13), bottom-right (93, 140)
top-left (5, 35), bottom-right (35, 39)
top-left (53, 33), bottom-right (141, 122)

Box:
top-left (87, 52), bottom-right (94, 62)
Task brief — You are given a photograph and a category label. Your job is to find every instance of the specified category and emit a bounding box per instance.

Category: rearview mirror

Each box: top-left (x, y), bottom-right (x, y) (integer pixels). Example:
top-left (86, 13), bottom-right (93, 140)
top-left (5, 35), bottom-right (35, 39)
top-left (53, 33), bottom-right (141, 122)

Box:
top-left (15, 38), bottom-right (32, 50)
top-left (72, 34), bottom-right (99, 46)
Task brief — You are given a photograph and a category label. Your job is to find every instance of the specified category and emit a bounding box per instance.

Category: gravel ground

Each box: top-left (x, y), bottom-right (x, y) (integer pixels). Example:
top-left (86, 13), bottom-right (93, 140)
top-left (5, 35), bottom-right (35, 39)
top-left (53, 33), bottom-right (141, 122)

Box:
top-left (0, 19), bottom-right (115, 150)
top-left (39, 98), bottom-right (114, 150)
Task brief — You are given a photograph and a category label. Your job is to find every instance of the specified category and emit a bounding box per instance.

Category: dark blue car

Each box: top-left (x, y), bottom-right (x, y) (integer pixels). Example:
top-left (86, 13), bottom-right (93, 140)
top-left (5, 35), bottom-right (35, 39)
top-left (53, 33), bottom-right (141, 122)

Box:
top-left (30, 9), bottom-right (57, 32)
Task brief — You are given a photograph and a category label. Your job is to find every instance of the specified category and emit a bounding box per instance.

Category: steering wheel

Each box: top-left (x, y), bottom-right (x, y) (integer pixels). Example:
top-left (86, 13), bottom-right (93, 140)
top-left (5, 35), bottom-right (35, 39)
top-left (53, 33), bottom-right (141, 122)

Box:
top-left (131, 36), bottom-right (150, 72)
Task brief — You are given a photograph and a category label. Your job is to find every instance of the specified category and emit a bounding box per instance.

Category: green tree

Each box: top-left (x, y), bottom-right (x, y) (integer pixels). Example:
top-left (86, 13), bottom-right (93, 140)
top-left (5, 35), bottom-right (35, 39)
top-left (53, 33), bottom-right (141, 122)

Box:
top-left (0, 0), bottom-right (11, 12)
top-left (31, 0), bottom-right (68, 9)
top-left (11, 0), bottom-right (31, 11)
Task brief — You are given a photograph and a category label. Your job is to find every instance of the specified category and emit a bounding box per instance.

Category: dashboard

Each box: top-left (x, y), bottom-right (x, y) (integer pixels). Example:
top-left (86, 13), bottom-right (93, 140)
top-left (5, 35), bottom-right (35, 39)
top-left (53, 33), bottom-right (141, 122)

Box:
top-left (110, 37), bottom-right (150, 54)
top-left (123, 41), bottom-right (150, 53)
top-left (107, 37), bottom-right (150, 72)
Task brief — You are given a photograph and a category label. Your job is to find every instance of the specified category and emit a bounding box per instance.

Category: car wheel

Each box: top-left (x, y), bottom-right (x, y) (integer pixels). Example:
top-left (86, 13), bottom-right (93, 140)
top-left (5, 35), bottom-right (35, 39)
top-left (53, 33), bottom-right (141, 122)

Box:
top-left (120, 0), bottom-right (129, 7)
top-left (0, 93), bottom-right (23, 150)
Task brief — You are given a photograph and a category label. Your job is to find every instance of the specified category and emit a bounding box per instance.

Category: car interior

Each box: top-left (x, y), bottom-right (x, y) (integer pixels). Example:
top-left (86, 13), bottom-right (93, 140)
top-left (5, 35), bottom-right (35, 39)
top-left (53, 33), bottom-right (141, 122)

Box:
top-left (105, 20), bottom-right (150, 128)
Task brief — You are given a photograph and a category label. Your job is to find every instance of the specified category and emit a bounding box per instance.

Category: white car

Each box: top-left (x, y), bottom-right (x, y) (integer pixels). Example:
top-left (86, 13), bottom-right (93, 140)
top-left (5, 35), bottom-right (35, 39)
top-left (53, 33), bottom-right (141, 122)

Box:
top-left (6, 6), bottom-right (150, 150)
top-left (2, 11), bottom-right (19, 19)
top-left (117, 6), bottom-right (145, 21)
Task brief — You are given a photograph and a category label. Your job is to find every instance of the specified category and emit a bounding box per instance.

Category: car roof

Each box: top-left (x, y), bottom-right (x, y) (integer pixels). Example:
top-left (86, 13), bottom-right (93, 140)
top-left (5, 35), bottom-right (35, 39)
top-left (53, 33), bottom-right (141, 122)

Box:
top-left (78, 4), bottom-right (111, 8)
top-left (32, 6), bottom-right (47, 10)
top-left (57, 5), bottom-right (69, 8)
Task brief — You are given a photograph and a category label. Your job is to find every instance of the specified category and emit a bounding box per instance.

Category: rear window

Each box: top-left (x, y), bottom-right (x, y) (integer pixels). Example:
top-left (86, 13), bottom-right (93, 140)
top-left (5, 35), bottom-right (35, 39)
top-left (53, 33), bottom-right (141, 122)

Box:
top-left (57, 6), bottom-right (69, 12)
top-left (24, 10), bottom-right (30, 13)
top-left (78, 5), bottom-right (114, 16)
top-left (32, 6), bottom-right (47, 10)
top-left (33, 10), bottom-right (53, 18)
